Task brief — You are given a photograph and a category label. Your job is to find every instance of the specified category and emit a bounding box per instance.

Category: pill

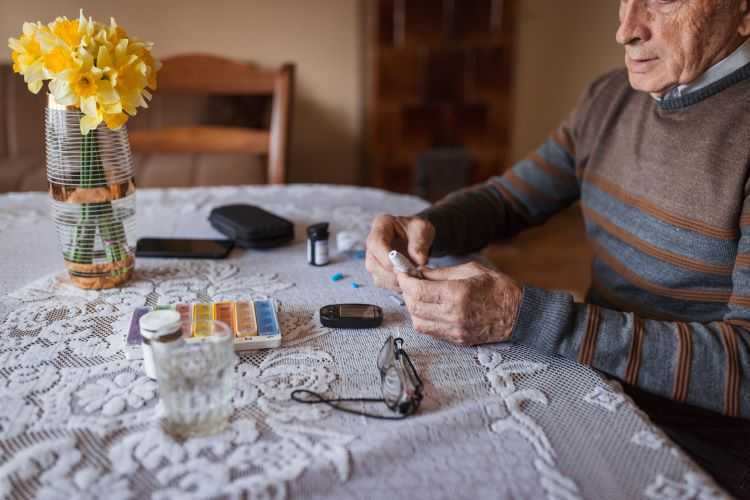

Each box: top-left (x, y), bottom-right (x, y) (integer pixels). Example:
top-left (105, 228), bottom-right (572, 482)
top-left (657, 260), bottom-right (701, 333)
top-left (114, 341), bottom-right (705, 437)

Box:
top-left (351, 282), bottom-right (362, 288)
top-left (331, 273), bottom-right (344, 282)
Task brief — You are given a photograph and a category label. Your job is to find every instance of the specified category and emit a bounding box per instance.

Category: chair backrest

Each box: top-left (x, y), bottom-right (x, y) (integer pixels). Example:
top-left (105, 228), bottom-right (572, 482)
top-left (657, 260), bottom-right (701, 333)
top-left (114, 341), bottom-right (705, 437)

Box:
top-left (129, 54), bottom-right (294, 185)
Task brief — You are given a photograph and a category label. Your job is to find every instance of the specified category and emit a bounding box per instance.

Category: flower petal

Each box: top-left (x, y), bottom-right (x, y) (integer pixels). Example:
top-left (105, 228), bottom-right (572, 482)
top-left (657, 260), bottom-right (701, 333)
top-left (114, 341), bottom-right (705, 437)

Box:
top-left (28, 80), bottom-right (43, 94)
top-left (80, 95), bottom-right (98, 117)
top-left (97, 79), bottom-right (118, 104)
top-left (104, 112), bottom-right (128, 130)
top-left (80, 114), bottom-right (101, 135)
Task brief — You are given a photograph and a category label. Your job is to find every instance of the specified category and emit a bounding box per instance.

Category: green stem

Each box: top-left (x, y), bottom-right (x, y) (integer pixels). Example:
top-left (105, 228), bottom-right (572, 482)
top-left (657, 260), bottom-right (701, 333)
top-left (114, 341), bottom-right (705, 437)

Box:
top-left (69, 130), bottom-right (129, 268)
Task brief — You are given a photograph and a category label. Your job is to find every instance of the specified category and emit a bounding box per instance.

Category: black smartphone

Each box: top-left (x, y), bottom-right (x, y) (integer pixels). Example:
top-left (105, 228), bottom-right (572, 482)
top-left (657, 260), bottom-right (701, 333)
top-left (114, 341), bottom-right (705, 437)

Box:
top-left (135, 238), bottom-right (234, 259)
top-left (319, 304), bottom-right (384, 329)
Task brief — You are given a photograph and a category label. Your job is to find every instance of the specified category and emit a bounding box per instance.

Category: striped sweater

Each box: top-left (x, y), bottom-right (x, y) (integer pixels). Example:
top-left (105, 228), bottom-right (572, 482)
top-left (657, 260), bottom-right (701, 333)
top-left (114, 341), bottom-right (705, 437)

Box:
top-left (419, 66), bottom-right (750, 419)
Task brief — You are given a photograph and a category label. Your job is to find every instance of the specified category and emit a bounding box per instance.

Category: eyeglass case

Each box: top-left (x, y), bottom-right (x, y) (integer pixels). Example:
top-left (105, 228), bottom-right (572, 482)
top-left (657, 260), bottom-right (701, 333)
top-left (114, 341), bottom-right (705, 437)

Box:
top-left (208, 204), bottom-right (294, 249)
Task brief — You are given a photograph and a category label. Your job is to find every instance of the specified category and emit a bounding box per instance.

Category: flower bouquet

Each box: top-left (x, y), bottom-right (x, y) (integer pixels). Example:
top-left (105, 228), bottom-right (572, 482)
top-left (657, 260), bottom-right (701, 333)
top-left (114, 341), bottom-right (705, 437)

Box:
top-left (9, 11), bottom-right (159, 289)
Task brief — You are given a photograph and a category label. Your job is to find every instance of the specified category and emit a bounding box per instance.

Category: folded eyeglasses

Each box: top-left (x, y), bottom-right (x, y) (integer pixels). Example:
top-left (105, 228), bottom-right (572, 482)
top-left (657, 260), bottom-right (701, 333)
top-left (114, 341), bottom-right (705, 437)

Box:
top-left (291, 336), bottom-right (423, 419)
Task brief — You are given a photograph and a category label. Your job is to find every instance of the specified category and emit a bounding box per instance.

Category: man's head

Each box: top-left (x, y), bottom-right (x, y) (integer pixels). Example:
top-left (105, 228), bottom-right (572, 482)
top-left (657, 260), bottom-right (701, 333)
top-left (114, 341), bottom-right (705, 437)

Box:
top-left (616, 0), bottom-right (750, 96)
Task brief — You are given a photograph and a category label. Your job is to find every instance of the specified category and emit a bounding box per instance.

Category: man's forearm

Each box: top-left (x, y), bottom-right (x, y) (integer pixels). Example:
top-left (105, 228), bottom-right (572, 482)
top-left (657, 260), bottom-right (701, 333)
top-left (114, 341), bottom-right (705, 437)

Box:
top-left (512, 286), bottom-right (750, 419)
top-left (417, 183), bottom-right (525, 256)
top-left (417, 130), bottom-right (581, 257)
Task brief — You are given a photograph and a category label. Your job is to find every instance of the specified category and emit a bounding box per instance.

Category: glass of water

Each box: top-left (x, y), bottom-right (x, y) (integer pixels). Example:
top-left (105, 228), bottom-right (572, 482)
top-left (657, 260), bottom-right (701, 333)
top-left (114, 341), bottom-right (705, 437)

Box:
top-left (153, 319), bottom-right (235, 438)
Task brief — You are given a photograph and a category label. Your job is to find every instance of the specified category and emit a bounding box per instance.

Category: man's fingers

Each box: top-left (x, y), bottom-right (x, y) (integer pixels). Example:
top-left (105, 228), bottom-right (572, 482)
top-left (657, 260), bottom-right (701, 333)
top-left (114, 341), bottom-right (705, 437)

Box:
top-left (365, 244), bottom-right (391, 274)
top-left (373, 273), bottom-right (400, 292)
top-left (366, 214), bottom-right (397, 267)
top-left (406, 218), bottom-right (434, 266)
top-left (420, 261), bottom-right (485, 281)
top-left (366, 248), bottom-right (402, 291)
top-left (397, 272), bottom-right (445, 304)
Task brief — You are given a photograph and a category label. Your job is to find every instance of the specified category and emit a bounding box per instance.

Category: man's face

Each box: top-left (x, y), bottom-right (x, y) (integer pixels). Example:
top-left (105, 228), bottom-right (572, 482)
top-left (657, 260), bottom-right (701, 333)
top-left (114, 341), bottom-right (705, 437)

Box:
top-left (616, 0), bottom-right (747, 95)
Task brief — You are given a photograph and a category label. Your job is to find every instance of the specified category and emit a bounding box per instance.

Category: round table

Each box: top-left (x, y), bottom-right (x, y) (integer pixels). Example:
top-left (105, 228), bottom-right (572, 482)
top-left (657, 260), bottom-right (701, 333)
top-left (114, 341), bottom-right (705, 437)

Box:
top-left (0, 185), bottom-right (728, 499)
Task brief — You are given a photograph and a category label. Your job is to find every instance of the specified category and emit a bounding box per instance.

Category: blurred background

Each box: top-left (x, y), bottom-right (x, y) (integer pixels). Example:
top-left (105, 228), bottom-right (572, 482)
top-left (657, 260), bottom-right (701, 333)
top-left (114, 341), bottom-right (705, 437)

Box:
top-left (1, 0), bottom-right (622, 186)
top-left (0, 0), bottom-right (625, 295)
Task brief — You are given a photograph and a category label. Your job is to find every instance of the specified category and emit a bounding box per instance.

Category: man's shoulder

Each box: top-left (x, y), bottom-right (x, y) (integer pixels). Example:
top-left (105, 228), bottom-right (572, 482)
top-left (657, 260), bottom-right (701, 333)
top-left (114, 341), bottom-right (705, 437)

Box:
top-left (568, 68), bottom-right (635, 135)
top-left (580, 68), bottom-right (632, 105)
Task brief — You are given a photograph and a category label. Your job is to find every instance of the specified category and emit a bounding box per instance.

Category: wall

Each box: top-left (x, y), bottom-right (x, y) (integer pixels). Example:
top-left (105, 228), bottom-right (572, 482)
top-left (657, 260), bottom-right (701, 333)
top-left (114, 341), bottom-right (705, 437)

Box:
top-left (510, 1), bottom-right (624, 161)
top-left (0, 0), bottom-right (363, 184)
top-left (1, 0), bottom-right (625, 184)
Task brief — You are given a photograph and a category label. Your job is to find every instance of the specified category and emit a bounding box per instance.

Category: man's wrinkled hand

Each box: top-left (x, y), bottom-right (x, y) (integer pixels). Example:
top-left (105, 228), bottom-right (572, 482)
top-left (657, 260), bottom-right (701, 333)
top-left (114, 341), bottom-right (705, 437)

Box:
top-left (396, 261), bottom-right (522, 346)
top-left (365, 214), bottom-right (435, 291)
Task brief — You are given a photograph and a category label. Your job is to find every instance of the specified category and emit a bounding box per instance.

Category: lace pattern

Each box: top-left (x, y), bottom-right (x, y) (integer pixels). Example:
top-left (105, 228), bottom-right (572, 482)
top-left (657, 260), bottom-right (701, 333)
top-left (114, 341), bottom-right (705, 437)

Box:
top-left (0, 186), bottom-right (729, 499)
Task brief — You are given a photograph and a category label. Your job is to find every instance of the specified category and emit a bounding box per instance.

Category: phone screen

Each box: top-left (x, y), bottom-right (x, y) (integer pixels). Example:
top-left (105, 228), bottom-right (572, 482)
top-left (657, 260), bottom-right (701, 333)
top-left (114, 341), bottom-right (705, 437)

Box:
top-left (136, 238), bottom-right (234, 259)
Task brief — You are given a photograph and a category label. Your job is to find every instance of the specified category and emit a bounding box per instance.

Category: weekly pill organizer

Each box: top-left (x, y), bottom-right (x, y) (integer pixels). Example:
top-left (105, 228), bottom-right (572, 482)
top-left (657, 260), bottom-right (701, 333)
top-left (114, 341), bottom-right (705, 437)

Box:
top-left (124, 299), bottom-right (282, 359)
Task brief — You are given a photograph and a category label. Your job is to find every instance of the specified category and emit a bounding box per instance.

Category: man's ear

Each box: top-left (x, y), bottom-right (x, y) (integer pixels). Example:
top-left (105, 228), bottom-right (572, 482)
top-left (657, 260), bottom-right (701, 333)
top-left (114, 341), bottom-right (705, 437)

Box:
top-left (739, 0), bottom-right (750, 37)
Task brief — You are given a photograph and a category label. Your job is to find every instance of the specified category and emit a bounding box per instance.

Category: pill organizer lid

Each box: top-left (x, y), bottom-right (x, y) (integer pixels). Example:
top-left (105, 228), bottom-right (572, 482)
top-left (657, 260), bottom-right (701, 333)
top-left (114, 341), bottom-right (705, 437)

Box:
top-left (139, 310), bottom-right (181, 339)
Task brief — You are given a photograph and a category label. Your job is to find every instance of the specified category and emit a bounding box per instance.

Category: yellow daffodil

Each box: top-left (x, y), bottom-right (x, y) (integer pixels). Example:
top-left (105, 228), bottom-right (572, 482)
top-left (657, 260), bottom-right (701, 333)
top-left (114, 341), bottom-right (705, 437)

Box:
top-left (8, 22), bottom-right (47, 93)
top-left (8, 10), bottom-right (159, 135)
top-left (42, 46), bottom-right (74, 75)
top-left (104, 111), bottom-right (128, 130)
top-left (51, 18), bottom-right (81, 48)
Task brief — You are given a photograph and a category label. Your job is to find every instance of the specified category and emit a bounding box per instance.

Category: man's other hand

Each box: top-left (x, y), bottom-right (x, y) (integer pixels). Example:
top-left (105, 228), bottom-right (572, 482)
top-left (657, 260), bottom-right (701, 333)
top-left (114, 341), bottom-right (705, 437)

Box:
top-left (396, 262), bottom-right (522, 346)
top-left (365, 214), bottom-right (435, 291)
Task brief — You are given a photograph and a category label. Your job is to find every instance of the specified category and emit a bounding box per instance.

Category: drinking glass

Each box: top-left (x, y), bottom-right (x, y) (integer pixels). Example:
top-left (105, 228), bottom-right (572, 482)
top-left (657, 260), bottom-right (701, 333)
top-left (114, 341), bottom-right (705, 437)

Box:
top-left (153, 319), bottom-right (236, 438)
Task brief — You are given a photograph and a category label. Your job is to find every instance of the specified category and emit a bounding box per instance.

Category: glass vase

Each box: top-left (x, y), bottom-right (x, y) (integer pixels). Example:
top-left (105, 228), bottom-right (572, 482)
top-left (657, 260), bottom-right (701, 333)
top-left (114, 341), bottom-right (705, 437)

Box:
top-left (45, 95), bottom-right (136, 289)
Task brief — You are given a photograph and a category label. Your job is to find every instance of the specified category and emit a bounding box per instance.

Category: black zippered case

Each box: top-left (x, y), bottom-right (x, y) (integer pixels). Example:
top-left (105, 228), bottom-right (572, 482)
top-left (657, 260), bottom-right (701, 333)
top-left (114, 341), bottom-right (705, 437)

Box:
top-left (208, 204), bottom-right (294, 249)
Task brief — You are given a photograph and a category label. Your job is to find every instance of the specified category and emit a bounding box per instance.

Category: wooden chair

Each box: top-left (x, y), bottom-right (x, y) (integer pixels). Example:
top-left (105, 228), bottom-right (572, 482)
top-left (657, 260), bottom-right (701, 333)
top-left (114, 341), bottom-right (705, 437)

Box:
top-left (129, 54), bottom-right (294, 185)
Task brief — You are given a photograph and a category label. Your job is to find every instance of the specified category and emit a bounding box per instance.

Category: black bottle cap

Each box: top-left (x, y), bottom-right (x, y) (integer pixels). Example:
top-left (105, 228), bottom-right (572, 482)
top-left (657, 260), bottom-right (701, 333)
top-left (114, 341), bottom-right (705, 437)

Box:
top-left (307, 222), bottom-right (329, 239)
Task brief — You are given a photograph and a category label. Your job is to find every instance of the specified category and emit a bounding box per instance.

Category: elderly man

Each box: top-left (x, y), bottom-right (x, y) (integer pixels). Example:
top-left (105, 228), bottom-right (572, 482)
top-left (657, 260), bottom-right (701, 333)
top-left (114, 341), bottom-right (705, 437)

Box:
top-left (367, 0), bottom-right (750, 493)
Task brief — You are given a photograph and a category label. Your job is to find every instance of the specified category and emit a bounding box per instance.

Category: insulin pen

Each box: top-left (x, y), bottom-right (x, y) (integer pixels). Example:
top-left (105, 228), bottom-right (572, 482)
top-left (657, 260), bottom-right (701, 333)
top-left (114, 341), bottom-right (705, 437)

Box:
top-left (388, 250), bottom-right (423, 279)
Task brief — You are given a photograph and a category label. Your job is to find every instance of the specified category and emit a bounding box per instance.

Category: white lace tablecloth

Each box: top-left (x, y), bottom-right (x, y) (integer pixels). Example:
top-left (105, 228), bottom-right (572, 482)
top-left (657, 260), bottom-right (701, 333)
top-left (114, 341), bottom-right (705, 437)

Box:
top-left (0, 185), bottom-right (728, 499)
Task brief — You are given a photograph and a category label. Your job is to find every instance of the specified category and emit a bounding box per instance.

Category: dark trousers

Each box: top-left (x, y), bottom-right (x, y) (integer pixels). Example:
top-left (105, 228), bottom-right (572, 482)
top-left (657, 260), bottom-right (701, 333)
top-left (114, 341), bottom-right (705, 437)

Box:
top-left (623, 384), bottom-right (750, 499)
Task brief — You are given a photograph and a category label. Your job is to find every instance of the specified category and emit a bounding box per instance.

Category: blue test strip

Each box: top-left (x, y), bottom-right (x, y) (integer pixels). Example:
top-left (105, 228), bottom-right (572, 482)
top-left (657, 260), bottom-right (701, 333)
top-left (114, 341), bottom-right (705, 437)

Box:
top-left (253, 299), bottom-right (280, 336)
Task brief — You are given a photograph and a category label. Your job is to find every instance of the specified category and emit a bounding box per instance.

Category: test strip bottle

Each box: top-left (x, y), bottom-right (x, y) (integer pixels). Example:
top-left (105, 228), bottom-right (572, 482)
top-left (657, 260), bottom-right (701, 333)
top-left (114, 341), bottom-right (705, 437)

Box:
top-left (307, 222), bottom-right (330, 266)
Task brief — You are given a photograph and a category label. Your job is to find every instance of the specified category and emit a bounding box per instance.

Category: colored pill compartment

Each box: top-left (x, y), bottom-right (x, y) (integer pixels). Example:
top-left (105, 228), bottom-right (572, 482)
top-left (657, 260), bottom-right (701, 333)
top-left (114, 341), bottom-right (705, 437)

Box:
top-left (213, 302), bottom-right (235, 329)
top-left (175, 303), bottom-right (192, 337)
top-left (254, 299), bottom-right (280, 336)
top-left (234, 301), bottom-right (258, 338)
top-left (127, 307), bottom-right (151, 348)
top-left (191, 303), bottom-right (213, 337)
top-left (124, 300), bottom-right (281, 357)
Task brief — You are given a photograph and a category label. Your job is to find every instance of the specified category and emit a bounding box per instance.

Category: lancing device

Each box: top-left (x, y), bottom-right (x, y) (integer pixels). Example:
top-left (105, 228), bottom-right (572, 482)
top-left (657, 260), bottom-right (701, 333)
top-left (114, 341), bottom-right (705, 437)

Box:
top-left (388, 250), bottom-right (423, 279)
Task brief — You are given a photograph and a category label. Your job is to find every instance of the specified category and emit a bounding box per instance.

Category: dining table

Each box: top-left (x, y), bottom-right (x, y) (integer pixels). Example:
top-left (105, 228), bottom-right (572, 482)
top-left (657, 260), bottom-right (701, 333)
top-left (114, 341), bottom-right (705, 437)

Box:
top-left (0, 184), bottom-right (730, 499)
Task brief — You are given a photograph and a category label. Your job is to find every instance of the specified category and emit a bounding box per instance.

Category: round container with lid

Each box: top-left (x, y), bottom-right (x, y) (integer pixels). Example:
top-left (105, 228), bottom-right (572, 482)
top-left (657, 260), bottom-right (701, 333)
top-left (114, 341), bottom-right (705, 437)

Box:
top-left (139, 309), bottom-right (183, 379)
